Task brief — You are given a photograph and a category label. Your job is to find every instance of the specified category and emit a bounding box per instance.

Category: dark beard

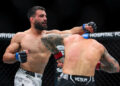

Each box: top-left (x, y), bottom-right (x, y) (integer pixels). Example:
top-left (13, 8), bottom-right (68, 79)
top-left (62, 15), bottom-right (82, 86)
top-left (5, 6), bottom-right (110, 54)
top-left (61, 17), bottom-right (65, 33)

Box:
top-left (34, 21), bottom-right (47, 30)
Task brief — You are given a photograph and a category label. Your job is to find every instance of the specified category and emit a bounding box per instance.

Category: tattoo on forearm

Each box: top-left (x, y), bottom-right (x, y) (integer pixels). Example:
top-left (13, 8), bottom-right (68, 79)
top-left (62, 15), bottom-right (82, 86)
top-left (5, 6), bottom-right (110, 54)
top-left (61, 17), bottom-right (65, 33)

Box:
top-left (41, 34), bottom-right (64, 53)
top-left (101, 49), bottom-right (119, 73)
top-left (41, 38), bottom-right (53, 52)
top-left (101, 62), bottom-right (118, 73)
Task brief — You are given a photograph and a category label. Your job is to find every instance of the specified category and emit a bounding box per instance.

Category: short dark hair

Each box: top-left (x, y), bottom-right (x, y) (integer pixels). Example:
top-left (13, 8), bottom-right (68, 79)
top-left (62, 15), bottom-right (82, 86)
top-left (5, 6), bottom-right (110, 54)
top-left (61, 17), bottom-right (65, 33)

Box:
top-left (27, 6), bottom-right (46, 19)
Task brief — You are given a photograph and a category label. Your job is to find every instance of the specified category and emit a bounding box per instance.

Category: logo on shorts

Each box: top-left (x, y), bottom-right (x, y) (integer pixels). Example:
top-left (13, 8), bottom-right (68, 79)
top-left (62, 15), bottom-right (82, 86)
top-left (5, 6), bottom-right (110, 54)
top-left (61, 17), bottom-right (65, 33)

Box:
top-left (75, 77), bottom-right (88, 82)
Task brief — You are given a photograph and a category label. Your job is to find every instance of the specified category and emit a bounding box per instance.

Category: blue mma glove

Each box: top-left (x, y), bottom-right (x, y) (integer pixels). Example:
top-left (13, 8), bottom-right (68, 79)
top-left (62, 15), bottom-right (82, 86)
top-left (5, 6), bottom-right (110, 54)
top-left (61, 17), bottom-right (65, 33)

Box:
top-left (82, 21), bottom-right (97, 33)
top-left (15, 51), bottom-right (27, 63)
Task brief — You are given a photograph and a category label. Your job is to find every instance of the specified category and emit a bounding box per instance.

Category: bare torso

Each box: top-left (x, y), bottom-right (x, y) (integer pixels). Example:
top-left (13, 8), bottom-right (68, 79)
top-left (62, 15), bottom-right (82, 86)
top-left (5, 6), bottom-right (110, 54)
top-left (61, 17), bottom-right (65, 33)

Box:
top-left (19, 30), bottom-right (51, 74)
top-left (63, 34), bottom-right (104, 76)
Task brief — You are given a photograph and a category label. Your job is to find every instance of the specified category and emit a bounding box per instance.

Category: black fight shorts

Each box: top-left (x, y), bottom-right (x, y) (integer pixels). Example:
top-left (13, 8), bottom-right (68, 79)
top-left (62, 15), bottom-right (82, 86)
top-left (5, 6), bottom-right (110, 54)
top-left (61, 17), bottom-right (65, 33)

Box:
top-left (57, 73), bottom-right (95, 86)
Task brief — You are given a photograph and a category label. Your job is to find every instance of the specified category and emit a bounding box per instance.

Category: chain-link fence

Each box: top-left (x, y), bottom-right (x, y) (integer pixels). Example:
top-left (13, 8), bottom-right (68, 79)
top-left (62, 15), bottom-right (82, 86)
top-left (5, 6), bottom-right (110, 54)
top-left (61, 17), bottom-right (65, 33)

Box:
top-left (95, 39), bottom-right (120, 86)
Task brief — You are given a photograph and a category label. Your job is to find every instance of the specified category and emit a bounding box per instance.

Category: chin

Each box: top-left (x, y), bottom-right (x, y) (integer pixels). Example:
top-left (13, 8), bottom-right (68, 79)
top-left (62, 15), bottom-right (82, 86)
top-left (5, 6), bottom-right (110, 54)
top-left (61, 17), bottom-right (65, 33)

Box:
top-left (36, 27), bottom-right (47, 30)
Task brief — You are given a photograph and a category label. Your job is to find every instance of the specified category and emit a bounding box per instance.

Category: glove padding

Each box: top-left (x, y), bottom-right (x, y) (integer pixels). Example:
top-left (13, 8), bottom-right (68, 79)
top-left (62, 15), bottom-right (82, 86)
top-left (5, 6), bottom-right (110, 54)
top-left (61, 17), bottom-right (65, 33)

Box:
top-left (83, 21), bottom-right (97, 33)
top-left (15, 51), bottom-right (27, 63)
top-left (54, 51), bottom-right (63, 60)
top-left (56, 45), bottom-right (64, 57)
top-left (96, 62), bottom-right (101, 70)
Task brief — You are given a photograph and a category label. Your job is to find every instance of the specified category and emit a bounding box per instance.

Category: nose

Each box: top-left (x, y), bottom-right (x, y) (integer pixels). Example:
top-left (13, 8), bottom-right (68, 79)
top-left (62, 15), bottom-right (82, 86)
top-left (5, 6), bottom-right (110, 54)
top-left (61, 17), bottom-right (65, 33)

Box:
top-left (44, 16), bottom-right (47, 21)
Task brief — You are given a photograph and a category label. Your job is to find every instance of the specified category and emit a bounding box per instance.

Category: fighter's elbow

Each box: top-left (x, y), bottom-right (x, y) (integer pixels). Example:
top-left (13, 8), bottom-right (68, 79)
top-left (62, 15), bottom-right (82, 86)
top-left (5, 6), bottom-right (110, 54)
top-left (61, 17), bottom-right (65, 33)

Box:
top-left (3, 54), bottom-right (7, 62)
top-left (115, 63), bottom-right (120, 72)
top-left (2, 55), bottom-right (16, 64)
top-left (3, 55), bottom-right (9, 64)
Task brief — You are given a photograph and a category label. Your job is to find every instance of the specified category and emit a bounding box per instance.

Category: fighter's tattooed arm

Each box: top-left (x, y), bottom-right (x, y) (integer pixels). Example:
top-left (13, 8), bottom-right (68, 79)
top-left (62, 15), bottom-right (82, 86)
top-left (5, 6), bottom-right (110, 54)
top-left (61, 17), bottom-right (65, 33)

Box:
top-left (100, 48), bottom-right (120, 73)
top-left (41, 33), bottom-right (71, 54)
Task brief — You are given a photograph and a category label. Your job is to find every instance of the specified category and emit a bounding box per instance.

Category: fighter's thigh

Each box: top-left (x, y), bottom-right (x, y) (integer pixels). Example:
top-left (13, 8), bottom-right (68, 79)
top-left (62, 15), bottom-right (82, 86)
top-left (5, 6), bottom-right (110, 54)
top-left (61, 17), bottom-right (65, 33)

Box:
top-left (14, 74), bottom-right (37, 86)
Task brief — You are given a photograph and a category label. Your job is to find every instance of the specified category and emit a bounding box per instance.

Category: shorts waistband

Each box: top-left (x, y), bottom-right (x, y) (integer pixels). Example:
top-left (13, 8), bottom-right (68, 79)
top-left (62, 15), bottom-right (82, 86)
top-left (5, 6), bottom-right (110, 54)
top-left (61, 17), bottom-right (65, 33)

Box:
top-left (19, 68), bottom-right (42, 78)
top-left (60, 73), bottom-right (95, 84)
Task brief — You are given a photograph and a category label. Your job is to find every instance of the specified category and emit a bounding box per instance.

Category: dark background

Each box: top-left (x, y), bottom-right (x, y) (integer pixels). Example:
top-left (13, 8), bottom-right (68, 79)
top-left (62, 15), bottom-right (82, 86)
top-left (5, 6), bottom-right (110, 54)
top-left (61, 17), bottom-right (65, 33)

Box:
top-left (0, 0), bottom-right (120, 33)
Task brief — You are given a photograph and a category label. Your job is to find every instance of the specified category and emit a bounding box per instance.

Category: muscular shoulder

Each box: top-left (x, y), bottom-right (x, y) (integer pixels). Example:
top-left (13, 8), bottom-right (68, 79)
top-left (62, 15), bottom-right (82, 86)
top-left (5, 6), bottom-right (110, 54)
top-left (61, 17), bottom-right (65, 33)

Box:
top-left (89, 39), bottom-right (105, 52)
top-left (11, 32), bottom-right (26, 43)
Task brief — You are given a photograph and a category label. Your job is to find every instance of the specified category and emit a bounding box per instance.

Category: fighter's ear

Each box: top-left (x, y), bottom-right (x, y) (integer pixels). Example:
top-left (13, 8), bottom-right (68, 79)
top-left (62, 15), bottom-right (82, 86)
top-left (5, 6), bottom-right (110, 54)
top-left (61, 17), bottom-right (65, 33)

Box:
top-left (30, 17), bottom-right (34, 22)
